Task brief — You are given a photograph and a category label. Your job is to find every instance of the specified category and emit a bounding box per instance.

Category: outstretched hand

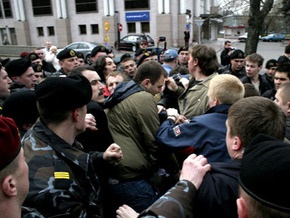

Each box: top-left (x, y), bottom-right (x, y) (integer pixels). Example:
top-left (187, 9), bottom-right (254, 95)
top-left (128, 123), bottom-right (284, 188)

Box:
top-left (180, 154), bottom-right (211, 189)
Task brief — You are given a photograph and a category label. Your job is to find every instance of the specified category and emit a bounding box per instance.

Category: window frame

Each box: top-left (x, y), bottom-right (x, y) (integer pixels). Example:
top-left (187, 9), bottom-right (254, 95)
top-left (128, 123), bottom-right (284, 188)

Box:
top-left (124, 0), bottom-right (149, 10)
top-left (75, 0), bottom-right (98, 13)
top-left (31, 0), bottom-right (52, 16)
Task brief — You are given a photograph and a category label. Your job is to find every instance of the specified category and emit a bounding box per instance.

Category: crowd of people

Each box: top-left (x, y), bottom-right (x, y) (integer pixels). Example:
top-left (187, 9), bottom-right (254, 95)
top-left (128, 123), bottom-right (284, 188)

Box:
top-left (0, 37), bottom-right (290, 218)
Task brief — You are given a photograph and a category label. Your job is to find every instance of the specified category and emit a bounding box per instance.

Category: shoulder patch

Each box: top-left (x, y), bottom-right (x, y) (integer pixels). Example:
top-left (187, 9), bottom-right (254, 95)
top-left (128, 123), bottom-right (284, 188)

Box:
top-left (173, 126), bottom-right (181, 137)
top-left (54, 172), bottom-right (70, 179)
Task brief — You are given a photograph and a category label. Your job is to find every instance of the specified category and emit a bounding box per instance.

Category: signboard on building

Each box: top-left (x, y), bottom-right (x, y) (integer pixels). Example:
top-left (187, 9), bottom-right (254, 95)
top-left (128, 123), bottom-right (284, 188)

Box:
top-left (125, 12), bottom-right (150, 22)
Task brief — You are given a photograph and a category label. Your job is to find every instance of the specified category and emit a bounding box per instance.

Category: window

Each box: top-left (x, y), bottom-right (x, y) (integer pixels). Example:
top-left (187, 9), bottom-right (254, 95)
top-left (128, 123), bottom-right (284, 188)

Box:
top-left (0, 0), bottom-right (12, 18)
top-left (79, 25), bottom-right (87, 35)
top-left (141, 22), bottom-right (150, 32)
top-left (37, 27), bottom-right (44, 36)
top-left (32, 0), bottom-right (52, 16)
top-left (75, 0), bottom-right (98, 13)
top-left (47, 26), bottom-right (55, 36)
top-left (125, 0), bottom-right (149, 10)
top-left (91, 24), bottom-right (99, 34)
top-left (127, 23), bottom-right (136, 33)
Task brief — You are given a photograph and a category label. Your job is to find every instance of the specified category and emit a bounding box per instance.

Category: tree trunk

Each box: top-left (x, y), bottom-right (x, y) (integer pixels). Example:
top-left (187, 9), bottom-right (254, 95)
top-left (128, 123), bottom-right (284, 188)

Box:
top-left (245, 0), bottom-right (274, 55)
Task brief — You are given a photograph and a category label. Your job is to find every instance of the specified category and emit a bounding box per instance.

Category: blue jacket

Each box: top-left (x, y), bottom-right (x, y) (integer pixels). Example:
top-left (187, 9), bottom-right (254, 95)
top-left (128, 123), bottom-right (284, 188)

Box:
top-left (157, 104), bottom-right (231, 163)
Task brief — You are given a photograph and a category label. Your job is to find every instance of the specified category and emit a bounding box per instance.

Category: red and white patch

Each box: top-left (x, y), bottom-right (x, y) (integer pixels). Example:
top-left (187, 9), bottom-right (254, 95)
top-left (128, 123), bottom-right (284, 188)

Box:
top-left (173, 126), bottom-right (181, 137)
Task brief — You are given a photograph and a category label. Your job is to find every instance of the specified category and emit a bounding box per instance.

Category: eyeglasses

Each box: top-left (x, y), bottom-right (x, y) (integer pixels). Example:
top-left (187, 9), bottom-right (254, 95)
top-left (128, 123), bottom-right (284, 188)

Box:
top-left (140, 43), bottom-right (146, 46)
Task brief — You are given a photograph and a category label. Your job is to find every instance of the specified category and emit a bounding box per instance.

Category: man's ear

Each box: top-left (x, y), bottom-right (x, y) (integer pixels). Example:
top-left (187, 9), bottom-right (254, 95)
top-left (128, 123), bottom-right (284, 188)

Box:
top-left (232, 136), bottom-right (242, 151)
top-left (237, 197), bottom-right (248, 218)
top-left (72, 109), bottom-right (80, 122)
top-left (1, 176), bottom-right (17, 197)
top-left (213, 97), bottom-right (219, 106)
top-left (11, 76), bottom-right (18, 82)
top-left (193, 58), bottom-right (199, 66)
top-left (287, 101), bottom-right (290, 116)
top-left (140, 78), bottom-right (151, 89)
top-left (59, 60), bottom-right (64, 67)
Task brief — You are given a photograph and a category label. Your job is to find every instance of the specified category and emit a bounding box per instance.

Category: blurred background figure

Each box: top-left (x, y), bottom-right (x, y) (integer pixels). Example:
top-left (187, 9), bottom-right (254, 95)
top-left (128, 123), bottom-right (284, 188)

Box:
top-left (45, 45), bottom-right (60, 71)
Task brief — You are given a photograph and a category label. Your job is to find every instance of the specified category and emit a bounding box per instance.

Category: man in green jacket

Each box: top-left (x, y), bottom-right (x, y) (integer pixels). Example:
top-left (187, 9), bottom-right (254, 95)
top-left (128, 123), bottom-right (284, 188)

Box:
top-left (166, 45), bottom-right (220, 119)
top-left (104, 61), bottom-right (172, 215)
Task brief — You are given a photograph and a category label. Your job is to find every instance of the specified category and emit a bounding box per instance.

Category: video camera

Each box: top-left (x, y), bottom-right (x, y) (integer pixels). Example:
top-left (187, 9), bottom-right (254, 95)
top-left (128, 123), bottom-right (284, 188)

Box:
top-left (159, 36), bottom-right (166, 42)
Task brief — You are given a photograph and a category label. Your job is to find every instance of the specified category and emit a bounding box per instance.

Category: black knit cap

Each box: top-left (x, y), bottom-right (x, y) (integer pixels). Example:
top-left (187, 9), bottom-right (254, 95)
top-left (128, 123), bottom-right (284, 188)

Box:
top-left (265, 59), bottom-right (278, 69)
top-left (240, 134), bottom-right (290, 213)
top-left (5, 58), bottom-right (32, 77)
top-left (35, 75), bottom-right (92, 111)
top-left (57, 49), bottom-right (77, 60)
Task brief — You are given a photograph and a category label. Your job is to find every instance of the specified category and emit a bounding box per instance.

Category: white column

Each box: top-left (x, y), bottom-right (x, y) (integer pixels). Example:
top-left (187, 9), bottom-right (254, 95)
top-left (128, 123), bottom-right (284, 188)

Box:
top-left (205, 0), bottom-right (210, 13)
top-left (164, 0), bottom-right (170, 14)
top-left (180, 0), bottom-right (186, 14)
top-left (17, 0), bottom-right (25, 20)
top-left (195, 0), bottom-right (201, 17)
top-left (56, 0), bottom-right (61, 18)
top-left (12, 0), bottom-right (20, 20)
top-left (158, 0), bottom-right (163, 14)
top-left (108, 0), bottom-right (114, 16)
top-left (103, 0), bottom-right (108, 16)
top-left (60, 0), bottom-right (67, 18)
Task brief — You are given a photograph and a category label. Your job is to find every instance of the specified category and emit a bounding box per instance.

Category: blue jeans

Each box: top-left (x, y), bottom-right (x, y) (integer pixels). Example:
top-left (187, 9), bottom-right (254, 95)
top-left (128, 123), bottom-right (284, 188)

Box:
top-left (106, 179), bottom-right (159, 214)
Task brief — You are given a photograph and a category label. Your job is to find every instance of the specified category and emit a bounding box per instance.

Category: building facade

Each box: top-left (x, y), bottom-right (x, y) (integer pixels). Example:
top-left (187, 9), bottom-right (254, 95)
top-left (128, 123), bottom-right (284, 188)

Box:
top-left (0, 0), bottom-right (220, 48)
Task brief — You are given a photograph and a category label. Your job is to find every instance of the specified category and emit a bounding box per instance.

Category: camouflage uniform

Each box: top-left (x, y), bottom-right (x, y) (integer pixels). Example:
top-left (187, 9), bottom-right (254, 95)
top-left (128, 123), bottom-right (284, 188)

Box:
top-left (22, 206), bottom-right (45, 218)
top-left (22, 120), bottom-right (106, 217)
top-left (139, 180), bottom-right (196, 218)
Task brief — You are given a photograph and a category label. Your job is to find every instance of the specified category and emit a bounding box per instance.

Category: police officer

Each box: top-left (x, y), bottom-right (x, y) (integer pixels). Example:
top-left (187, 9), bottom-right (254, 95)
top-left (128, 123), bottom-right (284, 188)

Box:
top-left (22, 75), bottom-right (123, 217)
top-left (55, 48), bottom-right (79, 76)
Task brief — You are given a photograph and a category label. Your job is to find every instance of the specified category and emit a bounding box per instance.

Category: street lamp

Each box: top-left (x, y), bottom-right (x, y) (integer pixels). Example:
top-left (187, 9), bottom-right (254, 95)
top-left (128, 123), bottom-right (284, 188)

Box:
top-left (195, 18), bottom-right (204, 44)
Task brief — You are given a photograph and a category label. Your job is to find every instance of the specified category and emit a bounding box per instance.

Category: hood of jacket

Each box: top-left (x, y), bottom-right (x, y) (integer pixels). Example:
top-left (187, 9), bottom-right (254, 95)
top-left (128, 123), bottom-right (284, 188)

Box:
top-left (103, 80), bottom-right (144, 109)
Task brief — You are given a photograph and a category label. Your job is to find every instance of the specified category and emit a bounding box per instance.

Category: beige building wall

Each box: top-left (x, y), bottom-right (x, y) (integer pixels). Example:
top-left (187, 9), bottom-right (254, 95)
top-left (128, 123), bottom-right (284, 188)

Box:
top-left (0, 0), bottom-right (219, 48)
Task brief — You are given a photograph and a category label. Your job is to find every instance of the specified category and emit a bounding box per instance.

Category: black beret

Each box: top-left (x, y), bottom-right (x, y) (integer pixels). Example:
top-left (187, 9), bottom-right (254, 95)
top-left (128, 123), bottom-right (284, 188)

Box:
top-left (230, 49), bottom-right (245, 59)
top-left (0, 57), bottom-right (10, 67)
top-left (134, 48), bottom-right (146, 57)
top-left (76, 52), bottom-right (84, 59)
top-left (2, 90), bottom-right (39, 126)
top-left (178, 46), bottom-right (188, 54)
top-left (32, 63), bottom-right (43, 72)
top-left (240, 134), bottom-right (290, 213)
top-left (28, 52), bottom-right (40, 61)
top-left (265, 59), bottom-right (278, 69)
top-left (35, 75), bottom-right (92, 111)
top-left (5, 58), bottom-right (32, 77)
top-left (91, 46), bottom-right (107, 58)
top-left (137, 52), bottom-right (150, 67)
top-left (120, 53), bottom-right (132, 63)
top-left (57, 49), bottom-right (77, 60)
